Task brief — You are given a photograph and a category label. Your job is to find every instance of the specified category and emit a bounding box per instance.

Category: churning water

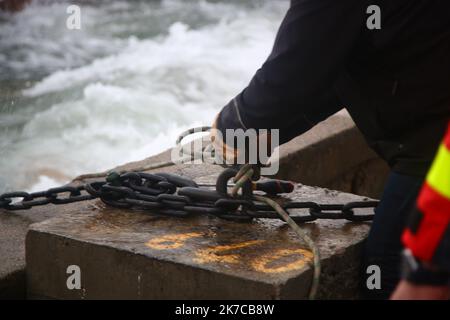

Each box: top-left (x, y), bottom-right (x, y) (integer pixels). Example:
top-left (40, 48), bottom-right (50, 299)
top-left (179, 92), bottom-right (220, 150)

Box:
top-left (0, 0), bottom-right (288, 193)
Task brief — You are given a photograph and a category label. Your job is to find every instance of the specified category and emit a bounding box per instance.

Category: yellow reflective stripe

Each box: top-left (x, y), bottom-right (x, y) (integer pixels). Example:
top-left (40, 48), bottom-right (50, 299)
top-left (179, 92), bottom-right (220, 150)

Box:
top-left (427, 143), bottom-right (450, 199)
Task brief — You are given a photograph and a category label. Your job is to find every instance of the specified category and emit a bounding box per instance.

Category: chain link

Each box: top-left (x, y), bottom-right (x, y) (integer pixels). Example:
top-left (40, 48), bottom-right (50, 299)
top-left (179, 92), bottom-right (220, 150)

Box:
top-left (0, 169), bottom-right (378, 222)
top-left (0, 186), bottom-right (97, 211)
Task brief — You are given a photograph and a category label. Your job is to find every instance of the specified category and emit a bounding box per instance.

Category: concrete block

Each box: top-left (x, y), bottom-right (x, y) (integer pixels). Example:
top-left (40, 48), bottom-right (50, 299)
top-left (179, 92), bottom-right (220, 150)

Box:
top-left (26, 175), bottom-right (372, 300)
top-left (275, 111), bottom-right (389, 198)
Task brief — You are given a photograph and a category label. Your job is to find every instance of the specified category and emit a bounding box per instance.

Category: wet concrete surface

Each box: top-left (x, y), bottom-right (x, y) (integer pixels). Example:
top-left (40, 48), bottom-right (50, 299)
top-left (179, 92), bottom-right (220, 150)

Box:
top-left (26, 172), bottom-right (372, 299)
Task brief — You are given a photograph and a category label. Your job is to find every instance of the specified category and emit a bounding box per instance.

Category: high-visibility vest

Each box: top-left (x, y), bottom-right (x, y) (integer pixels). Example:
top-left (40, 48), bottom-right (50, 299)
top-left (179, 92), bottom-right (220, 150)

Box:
top-left (402, 121), bottom-right (450, 267)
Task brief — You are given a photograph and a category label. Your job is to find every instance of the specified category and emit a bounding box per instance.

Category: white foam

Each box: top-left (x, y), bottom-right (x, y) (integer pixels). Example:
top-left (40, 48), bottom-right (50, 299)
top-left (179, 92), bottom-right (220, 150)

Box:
top-left (0, 0), bottom-right (288, 193)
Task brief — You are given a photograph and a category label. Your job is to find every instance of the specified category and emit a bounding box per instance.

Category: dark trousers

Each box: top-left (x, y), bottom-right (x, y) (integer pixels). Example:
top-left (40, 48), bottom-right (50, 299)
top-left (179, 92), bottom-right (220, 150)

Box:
top-left (362, 171), bottom-right (424, 299)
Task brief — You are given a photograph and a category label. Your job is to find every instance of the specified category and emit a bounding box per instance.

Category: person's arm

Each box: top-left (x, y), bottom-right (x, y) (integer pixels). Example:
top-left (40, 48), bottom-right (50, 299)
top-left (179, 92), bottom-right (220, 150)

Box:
top-left (215, 0), bottom-right (368, 145)
top-left (392, 121), bottom-right (450, 300)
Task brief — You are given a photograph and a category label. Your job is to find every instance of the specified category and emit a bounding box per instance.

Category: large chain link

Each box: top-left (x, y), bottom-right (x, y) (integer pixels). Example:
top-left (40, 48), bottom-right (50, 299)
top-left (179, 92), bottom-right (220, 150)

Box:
top-left (0, 169), bottom-right (378, 223)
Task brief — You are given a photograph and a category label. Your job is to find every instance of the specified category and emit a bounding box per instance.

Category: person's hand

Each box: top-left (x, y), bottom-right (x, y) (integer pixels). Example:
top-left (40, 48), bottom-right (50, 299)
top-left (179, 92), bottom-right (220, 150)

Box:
top-left (210, 115), bottom-right (273, 167)
top-left (210, 115), bottom-right (239, 166)
top-left (391, 280), bottom-right (450, 300)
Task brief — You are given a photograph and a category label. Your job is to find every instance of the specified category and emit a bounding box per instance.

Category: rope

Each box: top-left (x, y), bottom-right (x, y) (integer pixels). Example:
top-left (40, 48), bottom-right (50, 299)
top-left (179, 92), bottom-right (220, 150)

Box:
top-left (231, 165), bottom-right (321, 300)
top-left (74, 126), bottom-right (212, 182)
top-left (231, 164), bottom-right (254, 197)
top-left (253, 195), bottom-right (321, 300)
top-left (73, 159), bottom-right (175, 181)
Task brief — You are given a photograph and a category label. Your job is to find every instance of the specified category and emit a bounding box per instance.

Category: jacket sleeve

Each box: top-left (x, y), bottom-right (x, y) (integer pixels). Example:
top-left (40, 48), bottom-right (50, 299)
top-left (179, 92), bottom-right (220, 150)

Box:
top-left (402, 121), bottom-right (450, 272)
top-left (216, 0), bottom-right (368, 145)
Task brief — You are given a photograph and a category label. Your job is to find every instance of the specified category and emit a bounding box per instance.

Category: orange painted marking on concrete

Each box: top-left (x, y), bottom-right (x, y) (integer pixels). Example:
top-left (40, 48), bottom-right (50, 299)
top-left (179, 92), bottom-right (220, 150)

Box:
top-left (146, 233), bottom-right (311, 275)
top-left (251, 248), bottom-right (313, 274)
top-left (145, 232), bottom-right (203, 250)
top-left (194, 240), bottom-right (264, 264)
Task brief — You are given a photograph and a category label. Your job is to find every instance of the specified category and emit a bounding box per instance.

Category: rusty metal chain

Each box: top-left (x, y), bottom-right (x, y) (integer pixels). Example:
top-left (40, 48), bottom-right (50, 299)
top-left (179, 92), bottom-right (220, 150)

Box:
top-left (0, 169), bottom-right (378, 223)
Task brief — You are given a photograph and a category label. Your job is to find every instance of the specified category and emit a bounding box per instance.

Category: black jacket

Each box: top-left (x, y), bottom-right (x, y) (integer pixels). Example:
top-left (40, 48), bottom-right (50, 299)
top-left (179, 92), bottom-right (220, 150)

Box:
top-left (216, 0), bottom-right (450, 176)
